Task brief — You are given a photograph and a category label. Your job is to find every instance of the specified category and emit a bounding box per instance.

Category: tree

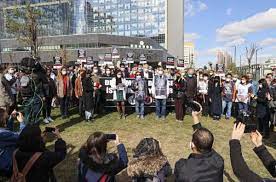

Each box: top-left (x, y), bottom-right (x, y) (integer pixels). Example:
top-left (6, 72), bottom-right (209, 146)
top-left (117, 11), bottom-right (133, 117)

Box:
top-left (227, 62), bottom-right (239, 74)
top-left (245, 44), bottom-right (256, 73)
top-left (5, 3), bottom-right (42, 59)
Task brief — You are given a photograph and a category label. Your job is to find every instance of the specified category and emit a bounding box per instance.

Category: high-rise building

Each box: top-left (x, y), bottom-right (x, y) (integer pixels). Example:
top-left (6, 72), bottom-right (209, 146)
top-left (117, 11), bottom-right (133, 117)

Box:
top-left (217, 51), bottom-right (233, 68)
top-left (1, 0), bottom-right (71, 38)
top-left (184, 42), bottom-right (195, 67)
top-left (1, 0), bottom-right (184, 59)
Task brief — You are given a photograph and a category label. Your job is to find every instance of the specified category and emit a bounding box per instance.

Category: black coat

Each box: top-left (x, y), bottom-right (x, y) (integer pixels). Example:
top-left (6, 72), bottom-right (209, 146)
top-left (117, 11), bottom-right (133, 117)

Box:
top-left (173, 78), bottom-right (187, 99)
top-left (174, 123), bottom-right (224, 182)
top-left (230, 140), bottom-right (275, 182)
top-left (15, 138), bottom-right (66, 182)
top-left (184, 76), bottom-right (197, 98)
top-left (256, 87), bottom-right (269, 118)
top-left (82, 77), bottom-right (94, 111)
top-left (209, 84), bottom-right (222, 116)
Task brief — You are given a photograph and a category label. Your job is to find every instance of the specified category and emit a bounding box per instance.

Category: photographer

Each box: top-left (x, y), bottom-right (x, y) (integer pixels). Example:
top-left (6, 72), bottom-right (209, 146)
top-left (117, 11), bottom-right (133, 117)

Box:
top-left (11, 125), bottom-right (66, 182)
top-left (78, 132), bottom-right (128, 182)
top-left (174, 109), bottom-right (224, 182)
top-left (0, 109), bottom-right (25, 177)
top-left (230, 123), bottom-right (276, 181)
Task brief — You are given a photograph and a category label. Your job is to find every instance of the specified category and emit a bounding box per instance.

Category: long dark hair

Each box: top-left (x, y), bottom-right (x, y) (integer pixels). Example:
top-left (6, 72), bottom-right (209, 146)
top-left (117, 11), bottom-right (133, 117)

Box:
top-left (115, 70), bottom-right (122, 85)
top-left (0, 108), bottom-right (8, 128)
top-left (17, 125), bottom-right (45, 152)
top-left (82, 132), bottom-right (108, 164)
top-left (133, 138), bottom-right (164, 158)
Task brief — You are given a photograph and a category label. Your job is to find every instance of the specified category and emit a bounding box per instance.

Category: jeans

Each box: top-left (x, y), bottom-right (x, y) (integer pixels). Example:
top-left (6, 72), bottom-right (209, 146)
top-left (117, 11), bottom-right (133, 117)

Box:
top-left (222, 100), bottom-right (233, 118)
top-left (135, 100), bottom-right (145, 116)
top-left (23, 95), bottom-right (43, 125)
top-left (238, 102), bottom-right (248, 114)
top-left (155, 99), bottom-right (166, 117)
top-left (60, 96), bottom-right (69, 117)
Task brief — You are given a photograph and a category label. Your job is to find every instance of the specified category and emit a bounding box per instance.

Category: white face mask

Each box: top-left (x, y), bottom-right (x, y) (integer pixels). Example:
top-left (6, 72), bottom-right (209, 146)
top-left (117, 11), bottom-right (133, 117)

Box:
top-left (259, 84), bottom-right (263, 88)
top-left (241, 80), bottom-right (246, 84)
top-left (199, 77), bottom-right (203, 80)
top-left (117, 75), bottom-right (122, 78)
top-left (203, 77), bottom-right (208, 81)
top-left (136, 75), bottom-right (141, 79)
top-left (106, 71), bottom-right (111, 75)
top-left (226, 78), bottom-right (231, 82)
top-left (144, 69), bottom-right (148, 72)
top-left (62, 70), bottom-right (67, 75)
top-left (158, 71), bottom-right (163, 75)
top-left (93, 70), bottom-right (98, 74)
top-left (233, 78), bottom-right (237, 81)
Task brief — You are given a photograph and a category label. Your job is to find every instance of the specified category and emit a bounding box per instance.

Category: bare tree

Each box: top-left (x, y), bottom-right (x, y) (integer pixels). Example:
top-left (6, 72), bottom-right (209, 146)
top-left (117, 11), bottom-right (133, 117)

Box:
top-left (5, 2), bottom-right (42, 59)
top-left (245, 44), bottom-right (256, 73)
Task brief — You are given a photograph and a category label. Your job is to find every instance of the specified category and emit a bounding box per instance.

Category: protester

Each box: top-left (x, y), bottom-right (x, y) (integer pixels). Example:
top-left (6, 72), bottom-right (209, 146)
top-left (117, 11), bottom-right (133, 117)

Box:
top-left (234, 75), bottom-right (252, 114)
top-left (255, 78), bottom-right (271, 138)
top-left (131, 71), bottom-right (148, 119)
top-left (0, 109), bottom-right (25, 177)
top-left (222, 73), bottom-right (235, 120)
top-left (75, 69), bottom-right (85, 117)
top-left (209, 76), bottom-right (223, 121)
top-left (103, 67), bottom-right (113, 77)
top-left (127, 138), bottom-right (172, 181)
top-left (91, 66), bottom-right (103, 115)
top-left (185, 68), bottom-right (197, 102)
top-left (197, 73), bottom-right (209, 116)
top-left (2, 66), bottom-right (17, 112)
top-left (82, 70), bottom-right (95, 122)
top-left (174, 109), bottom-right (224, 182)
top-left (120, 63), bottom-right (129, 78)
top-left (269, 79), bottom-right (276, 132)
top-left (247, 73), bottom-right (258, 97)
top-left (56, 67), bottom-right (72, 119)
top-left (143, 64), bottom-right (153, 79)
top-left (78, 132), bottom-right (128, 182)
top-left (0, 66), bottom-right (13, 111)
top-left (230, 123), bottom-right (276, 181)
top-left (11, 125), bottom-right (66, 182)
top-left (42, 68), bottom-right (57, 124)
top-left (152, 67), bottom-right (170, 120)
top-left (173, 71), bottom-right (186, 122)
top-left (111, 70), bottom-right (127, 119)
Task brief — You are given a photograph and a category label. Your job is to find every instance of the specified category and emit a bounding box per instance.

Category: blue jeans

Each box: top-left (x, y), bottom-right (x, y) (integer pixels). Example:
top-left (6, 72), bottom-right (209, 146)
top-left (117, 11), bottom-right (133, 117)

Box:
top-left (222, 100), bottom-right (232, 118)
top-left (135, 100), bottom-right (145, 116)
top-left (23, 95), bottom-right (43, 125)
top-left (238, 102), bottom-right (248, 114)
top-left (155, 99), bottom-right (166, 117)
top-left (60, 96), bottom-right (69, 117)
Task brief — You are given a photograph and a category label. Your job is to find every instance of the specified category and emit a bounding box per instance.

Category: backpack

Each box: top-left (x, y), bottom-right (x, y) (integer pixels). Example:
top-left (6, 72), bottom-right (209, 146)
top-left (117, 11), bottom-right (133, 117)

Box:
top-left (10, 149), bottom-right (42, 182)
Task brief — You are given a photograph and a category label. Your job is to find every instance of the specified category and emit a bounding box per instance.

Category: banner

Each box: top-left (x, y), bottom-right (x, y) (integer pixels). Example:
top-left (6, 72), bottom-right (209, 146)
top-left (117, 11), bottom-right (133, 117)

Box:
top-left (216, 64), bottom-right (225, 72)
top-left (99, 77), bottom-right (175, 107)
top-left (126, 52), bottom-right (134, 64)
top-left (139, 54), bottom-right (147, 64)
top-left (104, 53), bottom-right (113, 65)
top-left (166, 57), bottom-right (175, 68)
top-left (53, 57), bottom-right (62, 69)
top-left (177, 59), bottom-right (185, 69)
top-left (78, 49), bottom-right (86, 58)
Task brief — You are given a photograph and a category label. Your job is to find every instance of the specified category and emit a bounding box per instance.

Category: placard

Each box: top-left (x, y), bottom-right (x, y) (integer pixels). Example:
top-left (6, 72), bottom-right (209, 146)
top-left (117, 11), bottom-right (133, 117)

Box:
top-left (216, 64), bottom-right (225, 72)
top-left (166, 57), bottom-right (175, 68)
top-left (78, 49), bottom-right (86, 58)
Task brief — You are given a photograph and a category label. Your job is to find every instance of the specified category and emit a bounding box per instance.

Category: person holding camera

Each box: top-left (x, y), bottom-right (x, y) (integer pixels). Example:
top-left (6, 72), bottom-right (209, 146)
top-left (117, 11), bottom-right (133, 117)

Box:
top-left (111, 70), bottom-right (127, 119)
top-left (11, 125), bottom-right (66, 182)
top-left (131, 71), bottom-right (148, 119)
top-left (0, 109), bottom-right (25, 177)
top-left (127, 138), bottom-right (172, 182)
top-left (174, 109), bottom-right (224, 182)
top-left (78, 132), bottom-right (128, 182)
top-left (173, 71), bottom-right (187, 122)
top-left (230, 123), bottom-right (276, 181)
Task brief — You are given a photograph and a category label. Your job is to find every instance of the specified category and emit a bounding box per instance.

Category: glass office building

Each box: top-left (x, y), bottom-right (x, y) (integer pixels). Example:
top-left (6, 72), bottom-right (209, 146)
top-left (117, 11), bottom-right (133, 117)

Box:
top-left (72, 0), bottom-right (166, 46)
top-left (1, 0), bottom-right (71, 38)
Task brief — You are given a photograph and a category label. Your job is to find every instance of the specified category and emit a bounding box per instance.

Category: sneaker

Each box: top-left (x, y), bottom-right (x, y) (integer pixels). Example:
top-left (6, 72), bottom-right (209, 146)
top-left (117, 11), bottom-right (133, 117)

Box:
top-left (43, 118), bottom-right (49, 124)
top-left (161, 116), bottom-right (166, 121)
top-left (225, 117), bottom-right (230, 120)
top-left (140, 115), bottom-right (145, 120)
top-left (47, 117), bottom-right (54, 122)
top-left (136, 115), bottom-right (140, 119)
top-left (123, 114), bottom-right (127, 120)
top-left (176, 119), bottom-right (183, 123)
top-left (155, 116), bottom-right (160, 120)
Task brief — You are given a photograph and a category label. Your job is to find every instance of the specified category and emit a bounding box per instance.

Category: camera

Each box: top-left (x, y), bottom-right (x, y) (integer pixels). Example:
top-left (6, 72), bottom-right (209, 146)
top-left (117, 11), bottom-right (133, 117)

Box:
top-left (45, 127), bottom-right (56, 133)
top-left (235, 111), bottom-right (257, 133)
top-left (105, 134), bottom-right (117, 140)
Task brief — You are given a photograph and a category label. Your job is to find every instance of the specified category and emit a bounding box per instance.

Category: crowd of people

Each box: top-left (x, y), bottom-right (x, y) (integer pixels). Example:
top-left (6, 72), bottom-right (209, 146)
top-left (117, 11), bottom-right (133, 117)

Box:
top-left (0, 57), bottom-right (275, 182)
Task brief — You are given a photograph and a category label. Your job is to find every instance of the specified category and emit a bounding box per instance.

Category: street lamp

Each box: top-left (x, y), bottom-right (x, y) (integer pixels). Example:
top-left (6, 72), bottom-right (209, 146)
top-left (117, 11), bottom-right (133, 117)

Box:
top-left (255, 47), bottom-right (263, 65)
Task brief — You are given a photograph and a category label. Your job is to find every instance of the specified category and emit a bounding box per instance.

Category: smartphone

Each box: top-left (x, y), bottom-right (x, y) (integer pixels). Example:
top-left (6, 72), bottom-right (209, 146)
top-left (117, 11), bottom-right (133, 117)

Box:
top-left (105, 134), bottom-right (117, 140)
top-left (45, 127), bottom-right (55, 133)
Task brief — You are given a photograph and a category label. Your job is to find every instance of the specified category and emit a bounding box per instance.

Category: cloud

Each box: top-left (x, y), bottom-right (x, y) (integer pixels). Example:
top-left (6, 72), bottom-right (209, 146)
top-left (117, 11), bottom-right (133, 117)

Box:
top-left (226, 8), bottom-right (232, 16)
top-left (198, 47), bottom-right (226, 57)
top-left (224, 37), bottom-right (246, 47)
top-left (184, 0), bottom-right (208, 16)
top-left (216, 8), bottom-right (276, 42)
top-left (259, 38), bottom-right (276, 47)
top-left (184, 32), bottom-right (200, 41)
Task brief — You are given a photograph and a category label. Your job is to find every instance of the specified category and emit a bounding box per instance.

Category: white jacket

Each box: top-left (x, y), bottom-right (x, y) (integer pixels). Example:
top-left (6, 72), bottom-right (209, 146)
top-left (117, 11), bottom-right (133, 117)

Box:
top-left (110, 77), bottom-right (127, 101)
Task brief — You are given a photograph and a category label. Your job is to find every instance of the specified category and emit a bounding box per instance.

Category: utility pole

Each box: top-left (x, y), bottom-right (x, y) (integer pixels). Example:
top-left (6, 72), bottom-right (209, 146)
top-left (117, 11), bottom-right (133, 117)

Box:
top-left (256, 47), bottom-right (262, 65)
top-left (240, 54), bottom-right (242, 72)
top-left (0, 39), bottom-right (2, 65)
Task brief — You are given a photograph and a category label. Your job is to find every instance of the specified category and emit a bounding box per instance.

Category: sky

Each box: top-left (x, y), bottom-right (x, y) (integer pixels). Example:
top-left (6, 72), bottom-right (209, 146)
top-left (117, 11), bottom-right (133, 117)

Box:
top-left (184, 0), bottom-right (276, 67)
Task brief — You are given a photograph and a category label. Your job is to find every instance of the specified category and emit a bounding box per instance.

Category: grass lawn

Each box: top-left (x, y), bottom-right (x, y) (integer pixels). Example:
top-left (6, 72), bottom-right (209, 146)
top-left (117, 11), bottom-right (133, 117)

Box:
top-left (2, 108), bottom-right (276, 182)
